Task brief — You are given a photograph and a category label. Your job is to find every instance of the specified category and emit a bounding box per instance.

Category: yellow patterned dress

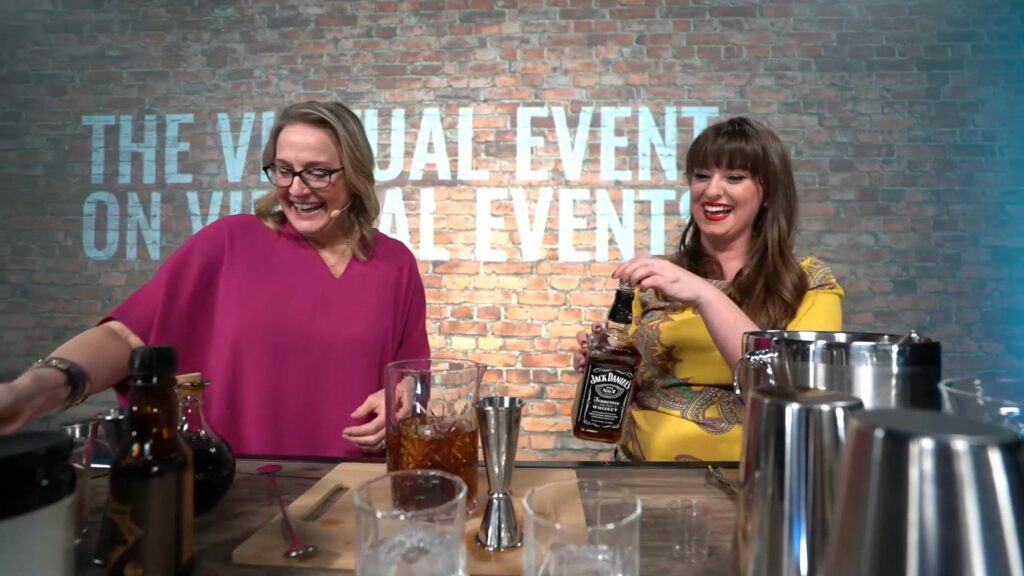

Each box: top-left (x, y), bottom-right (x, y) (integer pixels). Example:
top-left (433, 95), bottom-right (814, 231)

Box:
top-left (617, 257), bottom-right (844, 462)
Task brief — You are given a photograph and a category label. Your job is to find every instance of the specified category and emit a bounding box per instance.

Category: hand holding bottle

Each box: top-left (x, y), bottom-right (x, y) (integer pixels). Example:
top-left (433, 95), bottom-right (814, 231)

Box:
top-left (573, 323), bottom-right (604, 373)
top-left (571, 283), bottom-right (642, 444)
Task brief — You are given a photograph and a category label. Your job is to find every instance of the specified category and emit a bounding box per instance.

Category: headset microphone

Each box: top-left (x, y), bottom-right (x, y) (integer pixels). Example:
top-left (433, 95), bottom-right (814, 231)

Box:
top-left (328, 200), bottom-right (354, 220)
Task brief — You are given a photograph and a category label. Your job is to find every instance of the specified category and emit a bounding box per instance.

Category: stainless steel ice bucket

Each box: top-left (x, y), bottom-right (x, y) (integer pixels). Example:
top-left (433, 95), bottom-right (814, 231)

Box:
top-left (823, 409), bottom-right (1024, 576)
top-left (736, 386), bottom-right (864, 576)
top-left (734, 330), bottom-right (942, 410)
top-left (734, 331), bottom-right (777, 394)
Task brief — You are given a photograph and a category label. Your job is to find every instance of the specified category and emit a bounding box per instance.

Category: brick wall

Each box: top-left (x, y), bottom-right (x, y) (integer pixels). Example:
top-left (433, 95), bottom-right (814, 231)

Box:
top-left (1, 0), bottom-right (1022, 460)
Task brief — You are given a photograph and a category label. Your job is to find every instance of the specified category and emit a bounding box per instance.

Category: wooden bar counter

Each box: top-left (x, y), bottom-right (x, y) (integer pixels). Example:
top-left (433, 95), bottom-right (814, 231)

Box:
top-left (79, 459), bottom-right (740, 575)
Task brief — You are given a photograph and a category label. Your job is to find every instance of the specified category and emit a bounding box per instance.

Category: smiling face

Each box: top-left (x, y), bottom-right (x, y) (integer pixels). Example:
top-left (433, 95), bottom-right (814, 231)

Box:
top-left (683, 117), bottom-right (799, 264)
top-left (270, 123), bottom-right (351, 244)
top-left (689, 166), bottom-right (764, 252)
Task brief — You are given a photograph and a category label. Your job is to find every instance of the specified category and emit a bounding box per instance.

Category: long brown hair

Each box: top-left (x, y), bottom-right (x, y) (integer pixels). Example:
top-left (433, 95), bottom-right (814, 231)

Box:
top-left (255, 101), bottom-right (380, 259)
top-left (669, 117), bottom-right (808, 328)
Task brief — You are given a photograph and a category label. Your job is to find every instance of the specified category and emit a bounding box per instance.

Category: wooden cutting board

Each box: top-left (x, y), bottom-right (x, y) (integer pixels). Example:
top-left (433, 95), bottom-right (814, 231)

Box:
top-left (232, 462), bottom-right (577, 574)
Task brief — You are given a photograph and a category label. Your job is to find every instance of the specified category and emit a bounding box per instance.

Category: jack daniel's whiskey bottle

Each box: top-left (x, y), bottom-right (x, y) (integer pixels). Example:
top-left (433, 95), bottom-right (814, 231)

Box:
top-left (572, 282), bottom-right (642, 443)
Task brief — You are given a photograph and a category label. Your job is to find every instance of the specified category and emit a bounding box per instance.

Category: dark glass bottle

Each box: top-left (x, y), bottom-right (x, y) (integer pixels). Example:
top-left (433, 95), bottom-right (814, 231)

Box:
top-left (176, 372), bottom-right (235, 516)
top-left (572, 282), bottom-right (642, 443)
top-left (105, 346), bottom-right (194, 576)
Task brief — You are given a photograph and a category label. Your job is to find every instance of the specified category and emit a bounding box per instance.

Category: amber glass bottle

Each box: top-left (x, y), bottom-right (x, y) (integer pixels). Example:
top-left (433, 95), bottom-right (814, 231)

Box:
top-left (105, 346), bottom-right (194, 575)
top-left (176, 373), bottom-right (236, 516)
top-left (572, 283), bottom-right (642, 443)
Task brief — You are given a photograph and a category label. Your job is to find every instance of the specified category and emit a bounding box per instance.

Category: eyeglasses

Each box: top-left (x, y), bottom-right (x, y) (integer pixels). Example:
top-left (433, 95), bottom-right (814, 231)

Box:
top-left (262, 164), bottom-right (344, 189)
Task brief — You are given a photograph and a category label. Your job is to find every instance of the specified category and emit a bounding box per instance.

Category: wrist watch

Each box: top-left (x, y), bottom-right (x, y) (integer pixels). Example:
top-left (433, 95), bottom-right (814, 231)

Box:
top-left (31, 357), bottom-right (91, 410)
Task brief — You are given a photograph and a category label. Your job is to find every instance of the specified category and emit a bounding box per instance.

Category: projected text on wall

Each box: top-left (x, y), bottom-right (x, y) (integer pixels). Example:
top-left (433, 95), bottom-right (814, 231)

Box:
top-left (79, 105), bottom-right (718, 262)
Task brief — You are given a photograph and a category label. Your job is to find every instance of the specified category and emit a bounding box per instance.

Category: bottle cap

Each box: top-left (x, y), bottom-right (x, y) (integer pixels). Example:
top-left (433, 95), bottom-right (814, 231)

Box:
top-left (175, 372), bottom-right (208, 389)
top-left (128, 345), bottom-right (179, 378)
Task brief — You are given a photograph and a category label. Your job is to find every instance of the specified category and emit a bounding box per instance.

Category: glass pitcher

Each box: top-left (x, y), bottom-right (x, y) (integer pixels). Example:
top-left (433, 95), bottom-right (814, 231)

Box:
top-left (384, 358), bottom-right (487, 513)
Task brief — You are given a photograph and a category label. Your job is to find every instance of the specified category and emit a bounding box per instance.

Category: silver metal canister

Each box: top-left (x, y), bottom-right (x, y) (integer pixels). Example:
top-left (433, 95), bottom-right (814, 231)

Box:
top-left (734, 330), bottom-right (942, 410)
top-left (736, 386), bottom-right (864, 576)
top-left (823, 409), bottom-right (1024, 576)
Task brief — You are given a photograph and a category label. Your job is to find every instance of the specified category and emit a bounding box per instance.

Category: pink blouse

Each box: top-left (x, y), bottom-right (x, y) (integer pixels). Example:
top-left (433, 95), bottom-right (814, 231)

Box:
top-left (103, 215), bottom-right (429, 458)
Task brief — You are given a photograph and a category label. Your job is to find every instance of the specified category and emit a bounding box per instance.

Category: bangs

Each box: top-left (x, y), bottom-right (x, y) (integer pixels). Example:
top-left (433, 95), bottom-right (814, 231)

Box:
top-left (685, 119), bottom-right (764, 177)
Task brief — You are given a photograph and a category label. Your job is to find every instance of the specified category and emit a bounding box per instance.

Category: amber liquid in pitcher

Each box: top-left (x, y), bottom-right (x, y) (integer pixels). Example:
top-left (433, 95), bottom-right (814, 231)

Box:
top-left (572, 283), bottom-right (642, 444)
top-left (385, 415), bottom-right (479, 511)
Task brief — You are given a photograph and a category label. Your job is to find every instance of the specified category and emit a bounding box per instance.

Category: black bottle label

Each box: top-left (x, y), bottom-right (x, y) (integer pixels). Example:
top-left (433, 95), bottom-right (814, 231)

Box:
top-left (106, 473), bottom-right (179, 575)
top-left (578, 363), bottom-right (636, 429)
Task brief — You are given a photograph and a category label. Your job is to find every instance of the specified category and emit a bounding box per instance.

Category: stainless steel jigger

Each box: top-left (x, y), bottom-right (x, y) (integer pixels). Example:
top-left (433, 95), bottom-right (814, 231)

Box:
top-left (475, 396), bottom-right (525, 551)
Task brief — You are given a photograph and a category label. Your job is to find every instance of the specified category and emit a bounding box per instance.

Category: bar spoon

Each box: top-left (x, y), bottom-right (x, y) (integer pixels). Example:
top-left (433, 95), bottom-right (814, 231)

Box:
top-left (256, 464), bottom-right (317, 559)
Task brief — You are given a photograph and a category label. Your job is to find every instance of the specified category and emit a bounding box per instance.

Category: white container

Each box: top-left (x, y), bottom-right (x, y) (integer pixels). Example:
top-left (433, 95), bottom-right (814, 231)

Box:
top-left (0, 430), bottom-right (77, 576)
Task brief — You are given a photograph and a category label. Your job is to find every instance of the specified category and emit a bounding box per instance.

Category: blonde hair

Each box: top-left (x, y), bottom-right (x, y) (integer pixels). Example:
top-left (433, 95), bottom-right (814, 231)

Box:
top-left (254, 101), bottom-right (380, 259)
top-left (670, 117), bottom-right (808, 328)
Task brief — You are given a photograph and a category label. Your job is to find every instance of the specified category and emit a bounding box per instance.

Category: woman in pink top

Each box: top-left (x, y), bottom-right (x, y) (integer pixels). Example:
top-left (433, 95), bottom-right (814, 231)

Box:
top-left (0, 102), bottom-right (429, 459)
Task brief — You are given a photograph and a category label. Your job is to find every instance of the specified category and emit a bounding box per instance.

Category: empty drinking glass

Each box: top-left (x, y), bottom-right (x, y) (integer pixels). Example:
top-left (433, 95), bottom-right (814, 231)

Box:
top-left (353, 469), bottom-right (467, 576)
top-left (667, 498), bottom-right (711, 563)
top-left (940, 374), bottom-right (1024, 437)
top-left (523, 479), bottom-right (641, 576)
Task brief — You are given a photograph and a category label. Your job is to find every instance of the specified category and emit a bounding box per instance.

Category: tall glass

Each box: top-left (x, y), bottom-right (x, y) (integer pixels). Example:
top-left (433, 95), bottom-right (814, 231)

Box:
top-left (940, 374), bottom-right (1024, 437)
top-left (384, 358), bottom-right (484, 513)
top-left (523, 479), bottom-right (642, 576)
top-left (353, 469), bottom-right (468, 576)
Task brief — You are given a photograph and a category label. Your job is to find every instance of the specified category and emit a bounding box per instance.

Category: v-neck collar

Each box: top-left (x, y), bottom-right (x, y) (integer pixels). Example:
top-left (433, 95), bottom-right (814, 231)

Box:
top-left (280, 220), bottom-right (355, 280)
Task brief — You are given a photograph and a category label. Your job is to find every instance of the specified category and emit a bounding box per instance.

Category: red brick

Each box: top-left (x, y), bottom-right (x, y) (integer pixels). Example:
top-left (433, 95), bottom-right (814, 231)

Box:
top-left (521, 417), bottom-right (572, 432)
top-left (522, 354), bottom-right (571, 368)
top-left (439, 321), bottom-right (489, 336)
top-left (492, 322), bottom-right (542, 337)
top-left (518, 291), bottom-right (566, 306)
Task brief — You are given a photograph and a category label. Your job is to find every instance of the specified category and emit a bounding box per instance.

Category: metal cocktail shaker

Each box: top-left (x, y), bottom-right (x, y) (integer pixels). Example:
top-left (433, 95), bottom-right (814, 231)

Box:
top-left (736, 386), bottom-right (863, 576)
top-left (823, 409), bottom-right (1024, 576)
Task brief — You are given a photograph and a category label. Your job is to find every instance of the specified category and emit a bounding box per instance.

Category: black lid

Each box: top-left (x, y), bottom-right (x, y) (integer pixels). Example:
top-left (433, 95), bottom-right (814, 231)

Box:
top-left (129, 345), bottom-right (179, 380)
top-left (608, 283), bottom-right (634, 325)
top-left (0, 431), bottom-right (75, 520)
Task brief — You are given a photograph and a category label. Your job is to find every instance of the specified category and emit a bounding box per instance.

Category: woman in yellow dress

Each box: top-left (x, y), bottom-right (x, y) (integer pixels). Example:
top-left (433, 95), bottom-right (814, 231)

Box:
top-left (575, 117), bottom-right (843, 462)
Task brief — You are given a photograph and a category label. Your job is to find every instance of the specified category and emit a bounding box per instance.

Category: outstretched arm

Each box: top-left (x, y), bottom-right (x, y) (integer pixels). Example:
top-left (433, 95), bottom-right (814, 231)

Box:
top-left (0, 320), bottom-right (144, 433)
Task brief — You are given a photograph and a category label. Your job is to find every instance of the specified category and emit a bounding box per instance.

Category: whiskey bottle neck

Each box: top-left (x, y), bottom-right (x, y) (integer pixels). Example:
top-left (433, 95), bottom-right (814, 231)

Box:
top-left (606, 319), bottom-right (630, 335)
top-left (604, 322), bottom-right (634, 349)
top-left (607, 285), bottom-right (634, 325)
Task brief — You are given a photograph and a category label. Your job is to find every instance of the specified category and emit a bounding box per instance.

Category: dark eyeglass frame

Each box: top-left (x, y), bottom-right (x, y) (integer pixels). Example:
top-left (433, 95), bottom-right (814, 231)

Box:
top-left (262, 164), bottom-right (344, 189)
